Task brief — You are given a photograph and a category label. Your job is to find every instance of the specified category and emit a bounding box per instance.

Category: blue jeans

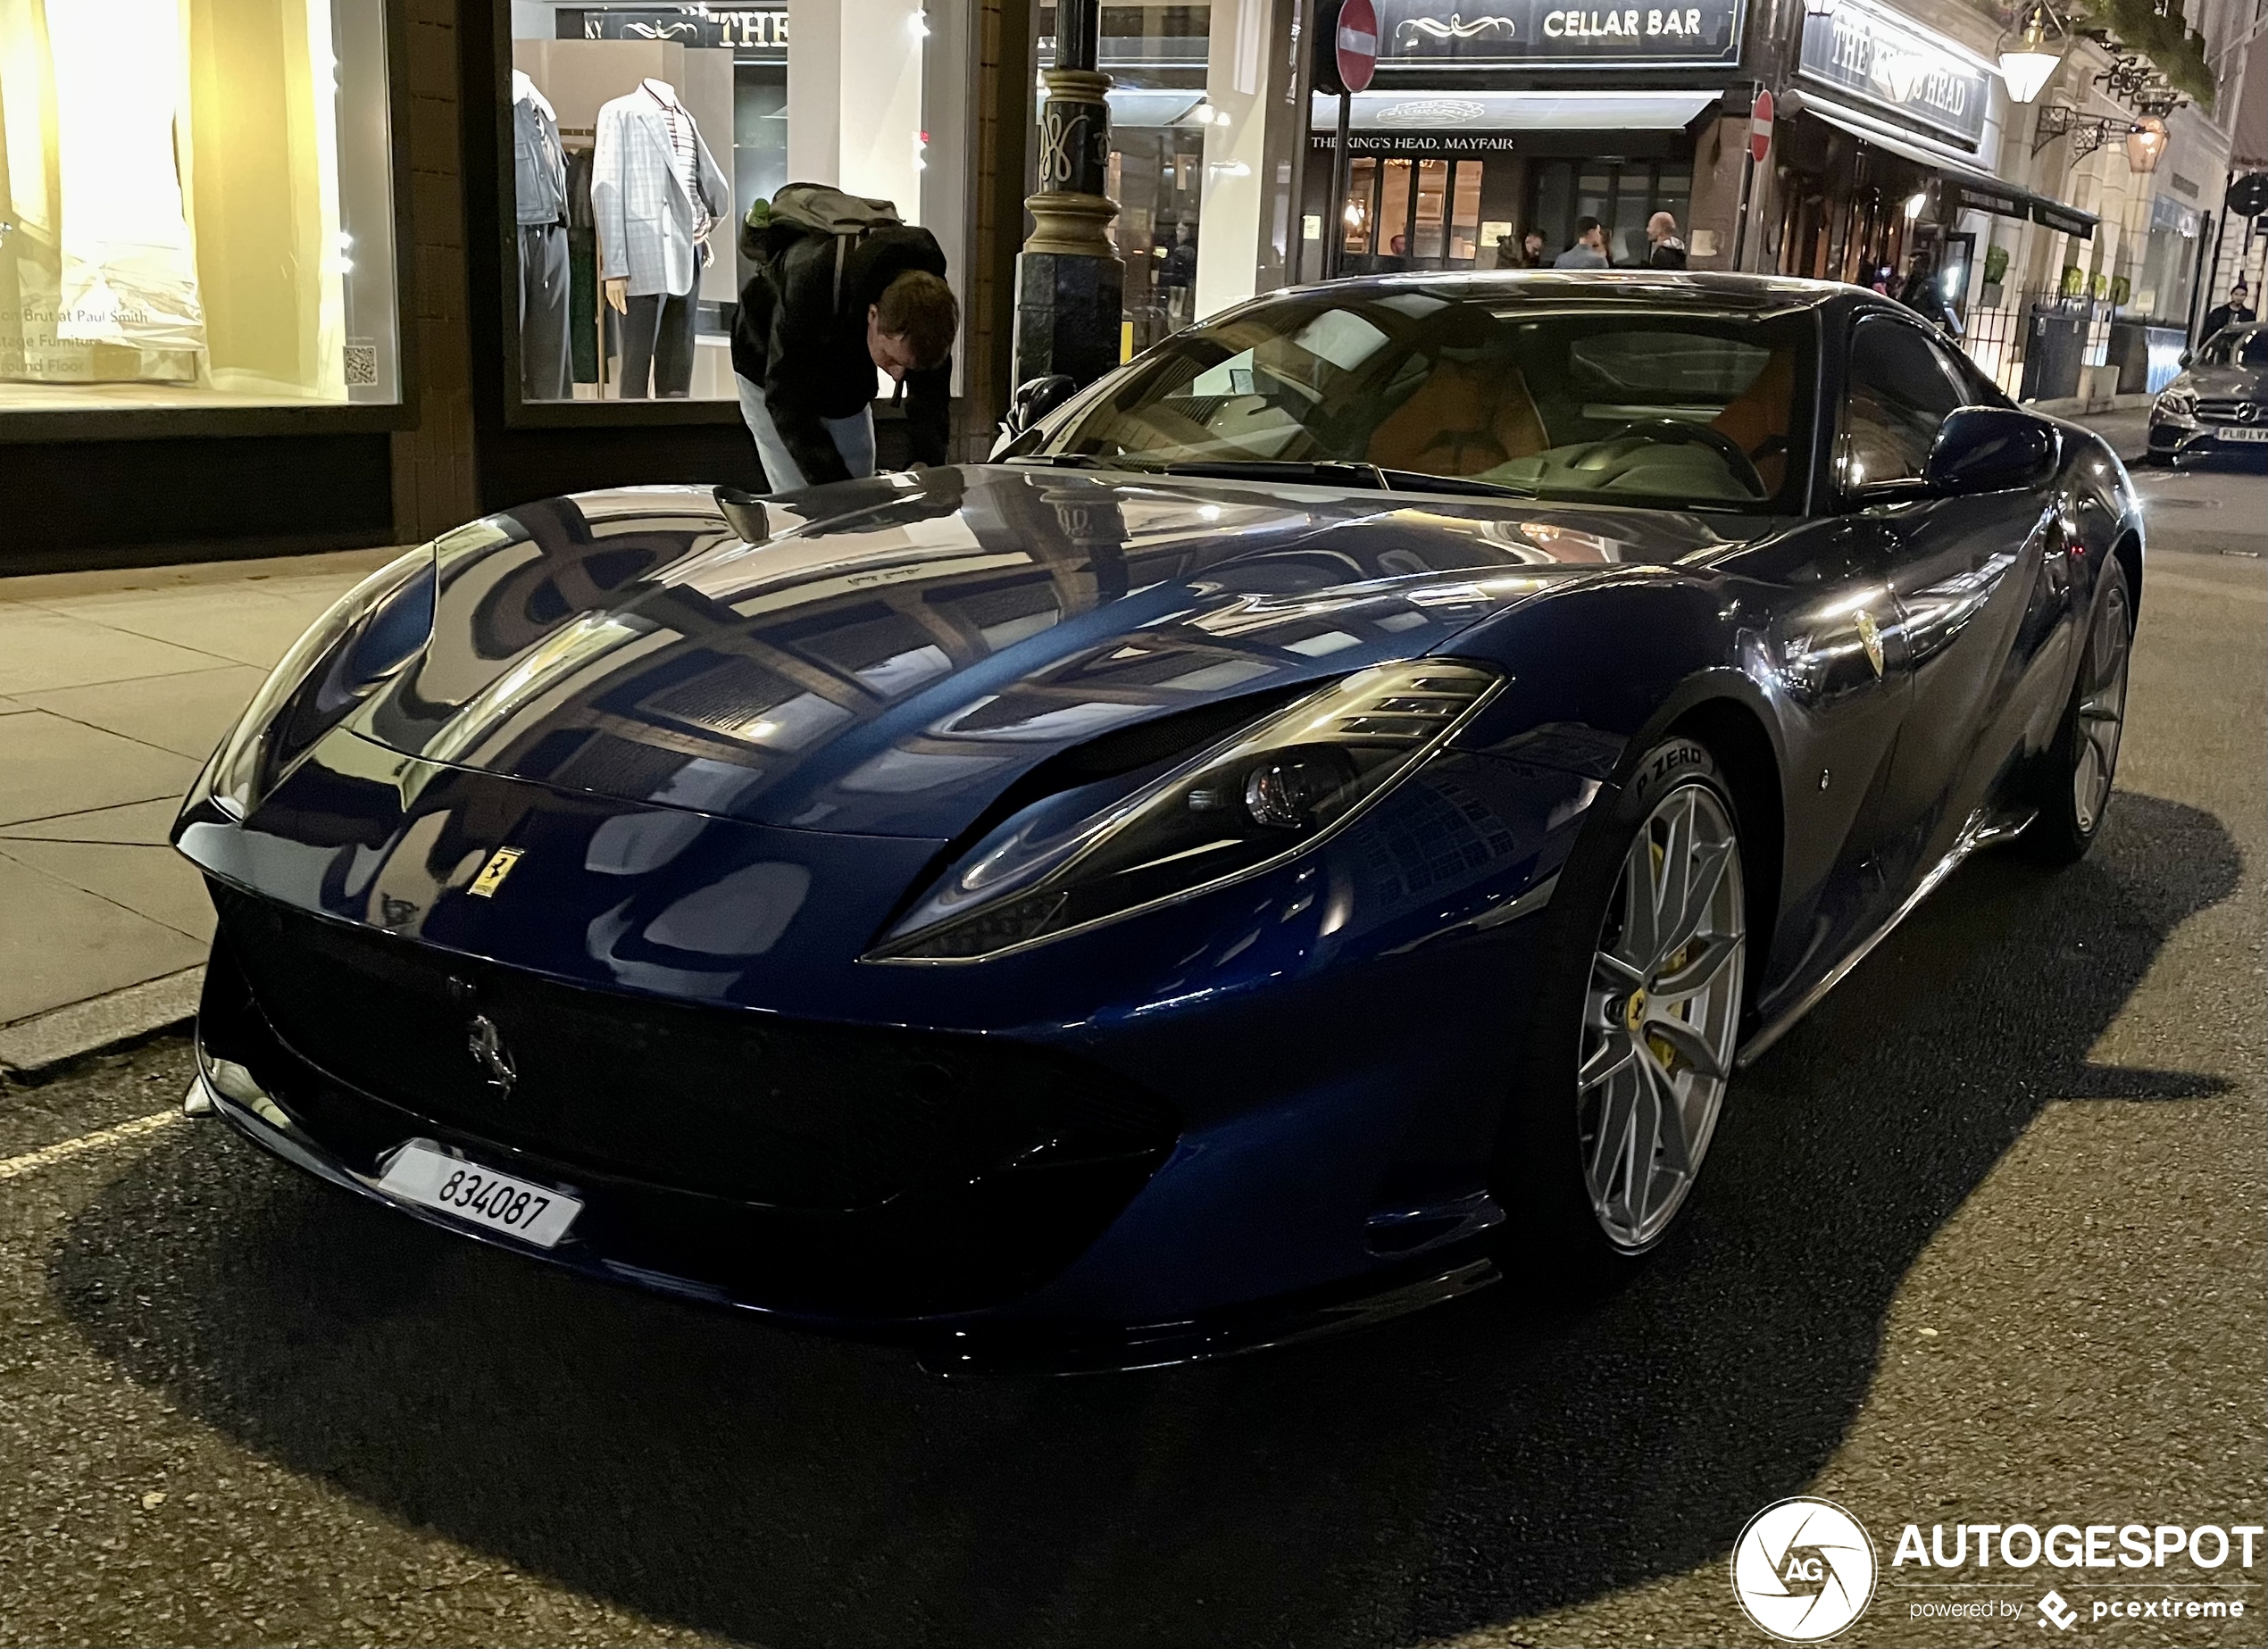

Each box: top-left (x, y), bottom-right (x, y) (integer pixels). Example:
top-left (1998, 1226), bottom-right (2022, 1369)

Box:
top-left (735, 374), bottom-right (877, 491)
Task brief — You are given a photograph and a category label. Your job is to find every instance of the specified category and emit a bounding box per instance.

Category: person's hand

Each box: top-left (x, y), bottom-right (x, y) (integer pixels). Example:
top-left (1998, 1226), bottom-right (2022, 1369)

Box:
top-left (604, 278), bottom-right (629, 314)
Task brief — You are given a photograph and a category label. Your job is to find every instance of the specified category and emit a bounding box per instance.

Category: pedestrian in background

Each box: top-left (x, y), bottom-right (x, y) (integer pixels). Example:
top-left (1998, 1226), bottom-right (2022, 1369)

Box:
top-left (2202, 279), bottom-right (2254, 340)
top-left (1646, 212), bottom-right (1688, 270)
top-left (1554, 218), bottom-right (1609, 270)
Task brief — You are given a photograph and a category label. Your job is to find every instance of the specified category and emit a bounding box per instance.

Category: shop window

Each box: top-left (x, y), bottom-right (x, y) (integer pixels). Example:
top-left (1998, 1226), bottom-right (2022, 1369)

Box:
top-left (0, 0), bottom-right (400, 415)
top-left (1524, 161), bottom-right (1693, 268)
top-left (1448, 166), bottom-right (1481, 264)
top-left (1337, 154), bottom-right (1498, 272)
top-left (514, 2), bottom-right (966, 406)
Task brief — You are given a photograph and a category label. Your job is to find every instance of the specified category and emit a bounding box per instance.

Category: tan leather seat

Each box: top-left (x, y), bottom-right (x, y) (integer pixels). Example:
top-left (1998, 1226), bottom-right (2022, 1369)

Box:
top-left (1710, 350), bottom-right (1795, 492)
top-left (1366, 361), bottom-right (1549, 476)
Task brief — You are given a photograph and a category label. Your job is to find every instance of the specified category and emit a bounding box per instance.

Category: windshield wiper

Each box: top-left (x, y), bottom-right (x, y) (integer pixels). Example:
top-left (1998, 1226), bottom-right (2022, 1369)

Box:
top-left (1148, 459), bottom-right (1389, 488)
top-left (1013, 455), bottom-right (1538, 500)
top-left (1374, 469), bottom-right (1538, 500)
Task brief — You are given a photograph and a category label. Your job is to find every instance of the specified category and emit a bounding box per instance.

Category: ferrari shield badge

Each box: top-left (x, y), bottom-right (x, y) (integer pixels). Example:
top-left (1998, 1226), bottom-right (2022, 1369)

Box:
top-left (1855, 609), bottom-right (1885, 680)
top-left (469, 846), bottom-right (525, 897)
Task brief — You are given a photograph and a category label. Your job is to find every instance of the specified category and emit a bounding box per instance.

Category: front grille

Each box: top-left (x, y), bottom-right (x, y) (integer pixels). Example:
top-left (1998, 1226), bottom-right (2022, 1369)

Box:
top-left (2196, 397), bottom-right (2263, 425)
top-left (213, 887), bottom-right (1175, 1216)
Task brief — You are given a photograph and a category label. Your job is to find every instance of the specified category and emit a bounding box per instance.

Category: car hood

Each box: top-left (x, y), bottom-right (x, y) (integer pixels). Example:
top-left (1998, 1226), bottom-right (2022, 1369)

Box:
top-left (2174, 363), bottom-right (2268, 399)
top-left (346, 464), bottom-right (1733, 837)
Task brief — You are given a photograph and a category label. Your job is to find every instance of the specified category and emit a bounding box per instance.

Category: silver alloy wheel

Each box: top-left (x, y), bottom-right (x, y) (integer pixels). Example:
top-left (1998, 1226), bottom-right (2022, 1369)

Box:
top-left (1577, 783), bottom-right (1747, 1251)
top-left (2072, 579), bottom-right (2132, 836)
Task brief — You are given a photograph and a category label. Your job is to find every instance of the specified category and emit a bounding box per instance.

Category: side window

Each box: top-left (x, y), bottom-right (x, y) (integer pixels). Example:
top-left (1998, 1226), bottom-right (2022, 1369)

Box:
top-left (1839, 317), bottom-right (1970, 490)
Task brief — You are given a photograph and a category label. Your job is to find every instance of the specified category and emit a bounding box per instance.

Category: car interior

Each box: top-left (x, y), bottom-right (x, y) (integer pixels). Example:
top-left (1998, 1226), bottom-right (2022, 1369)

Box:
top-left (1042, 296), bottom-right (1810, 510)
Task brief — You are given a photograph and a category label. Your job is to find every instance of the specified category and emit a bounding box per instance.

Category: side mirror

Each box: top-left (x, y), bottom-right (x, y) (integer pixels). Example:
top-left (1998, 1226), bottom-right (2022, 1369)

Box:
top-left (2179, 348), bottom-right (2193, 368)
top-left (1004, 373), bottom-right (1076, 437)
top-left (1923, 406), bottom-right (2061, 496)
top-left (713, 485), bottom-right (771, 544)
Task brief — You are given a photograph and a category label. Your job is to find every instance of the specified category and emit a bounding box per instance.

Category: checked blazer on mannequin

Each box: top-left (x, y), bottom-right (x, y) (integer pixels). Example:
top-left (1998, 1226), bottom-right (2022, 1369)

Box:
top-left (591, 82), bottom-right (729, 299)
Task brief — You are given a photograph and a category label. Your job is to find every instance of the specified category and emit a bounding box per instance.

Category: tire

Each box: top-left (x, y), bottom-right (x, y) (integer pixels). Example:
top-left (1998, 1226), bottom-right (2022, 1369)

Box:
top-left (1493, 736), bottom-right (1749, 1279)
top-left (2024, 556), bottom-right (2133, 866)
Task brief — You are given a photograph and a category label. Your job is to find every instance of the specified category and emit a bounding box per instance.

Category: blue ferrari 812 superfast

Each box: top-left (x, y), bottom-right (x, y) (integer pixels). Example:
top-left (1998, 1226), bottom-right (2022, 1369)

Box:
top-left (176, 273), bottom-right (2143, 1369)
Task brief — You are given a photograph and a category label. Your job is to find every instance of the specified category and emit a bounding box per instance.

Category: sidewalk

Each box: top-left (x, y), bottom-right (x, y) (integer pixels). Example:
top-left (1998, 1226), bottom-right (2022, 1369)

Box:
top-left (0, 546), bottom-right (402, 1072)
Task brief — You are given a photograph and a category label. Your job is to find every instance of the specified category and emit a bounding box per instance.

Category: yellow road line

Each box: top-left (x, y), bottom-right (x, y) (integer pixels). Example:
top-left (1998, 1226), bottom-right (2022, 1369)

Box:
top-left (0, 1110), bottom-right (181, 1182)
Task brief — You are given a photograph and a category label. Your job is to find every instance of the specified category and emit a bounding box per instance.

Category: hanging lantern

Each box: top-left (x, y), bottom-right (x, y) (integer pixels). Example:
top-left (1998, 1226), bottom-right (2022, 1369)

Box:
top-left (1997, 4), bottom-right (2064, 105)
top-left (2124, 115), bottom-right (2168, 172)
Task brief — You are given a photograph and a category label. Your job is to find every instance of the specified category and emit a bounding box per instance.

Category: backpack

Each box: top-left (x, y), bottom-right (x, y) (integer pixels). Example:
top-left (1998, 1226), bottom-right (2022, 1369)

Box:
top-left (744, 182), bottom-right (903, 318)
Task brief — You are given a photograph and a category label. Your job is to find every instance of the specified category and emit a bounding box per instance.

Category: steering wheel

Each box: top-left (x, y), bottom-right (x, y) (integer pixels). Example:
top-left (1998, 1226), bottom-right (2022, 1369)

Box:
top-left (1587, 418), bottom-right (1768, 497)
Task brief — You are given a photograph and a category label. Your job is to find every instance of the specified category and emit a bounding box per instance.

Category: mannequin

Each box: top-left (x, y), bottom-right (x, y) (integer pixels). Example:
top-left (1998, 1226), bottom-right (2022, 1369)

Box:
top-left (591, 77), bottom-right (728, 397)
top-left (513, 70), bottom-right (571, 400)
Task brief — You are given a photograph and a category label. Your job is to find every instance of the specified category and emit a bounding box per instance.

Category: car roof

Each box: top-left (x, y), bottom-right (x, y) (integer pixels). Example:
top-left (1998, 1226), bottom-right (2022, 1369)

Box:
top-left (1272, 269), bottom-right (1855, 319)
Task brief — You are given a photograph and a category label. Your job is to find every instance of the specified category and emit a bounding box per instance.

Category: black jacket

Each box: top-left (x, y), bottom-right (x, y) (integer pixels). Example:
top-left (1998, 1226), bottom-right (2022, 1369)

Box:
top-left (731, 222), bottom-right (952, 485)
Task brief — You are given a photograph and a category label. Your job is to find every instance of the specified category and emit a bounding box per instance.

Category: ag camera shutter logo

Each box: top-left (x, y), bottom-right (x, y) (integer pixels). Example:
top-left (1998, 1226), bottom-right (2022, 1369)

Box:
top-left (1730, 1496), bottom-right (1880, 1641)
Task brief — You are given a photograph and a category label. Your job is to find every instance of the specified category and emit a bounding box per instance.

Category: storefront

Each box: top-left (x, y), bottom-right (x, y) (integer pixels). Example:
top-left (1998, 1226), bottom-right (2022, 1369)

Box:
top-left (1303, 0), bottom-right (1752, 275)
top-left (1770, 0), bottom-right (2090, 309)
top-left (0, 0), bottom-right (411, 569)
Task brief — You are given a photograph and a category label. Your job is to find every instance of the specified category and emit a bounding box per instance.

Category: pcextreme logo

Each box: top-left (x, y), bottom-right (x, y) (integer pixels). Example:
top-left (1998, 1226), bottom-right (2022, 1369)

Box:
top-left (1730, 1496), bottom-right (1880, 1642)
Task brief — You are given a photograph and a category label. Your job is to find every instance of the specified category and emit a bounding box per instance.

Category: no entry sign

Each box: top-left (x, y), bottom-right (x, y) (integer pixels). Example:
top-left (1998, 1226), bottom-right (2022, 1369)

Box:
top-left (1335, 0), bottom-right (1378, 96)
top-left (1749, 88), bottom-right (1775, 164)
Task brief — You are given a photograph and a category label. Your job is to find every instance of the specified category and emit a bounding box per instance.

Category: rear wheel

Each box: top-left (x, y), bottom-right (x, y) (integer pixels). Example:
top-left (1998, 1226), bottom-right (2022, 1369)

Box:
top-left (1497, 737), bottom-right (1748, 1272)
top-left (2026, 558), bottom-right (2132, 865)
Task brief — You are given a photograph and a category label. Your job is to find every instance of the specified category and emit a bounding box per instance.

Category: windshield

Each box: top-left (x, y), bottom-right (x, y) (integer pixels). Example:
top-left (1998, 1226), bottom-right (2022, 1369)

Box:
top-left (2200, 327), bottom-right (2268, 367)
top-left (1028, 291), bottom-right (1816, 512)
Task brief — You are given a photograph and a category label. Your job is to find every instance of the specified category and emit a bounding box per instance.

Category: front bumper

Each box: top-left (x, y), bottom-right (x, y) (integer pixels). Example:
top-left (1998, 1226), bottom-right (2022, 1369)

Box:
top-left (2147, 414), bottom-right (2268, 459)
top-left (189, 974), bottom-right (1500, 1374)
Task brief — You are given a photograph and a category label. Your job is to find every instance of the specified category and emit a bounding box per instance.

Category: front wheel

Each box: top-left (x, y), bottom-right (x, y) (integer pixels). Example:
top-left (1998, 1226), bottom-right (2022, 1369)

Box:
top-left (2025, 557), bottom-right (2133, 864)
top-left (1497, 737), bottom-right (1749, 1271)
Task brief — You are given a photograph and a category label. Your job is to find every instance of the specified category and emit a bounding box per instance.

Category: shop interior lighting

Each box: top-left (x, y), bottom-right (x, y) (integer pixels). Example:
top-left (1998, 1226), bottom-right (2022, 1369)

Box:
top-left (1997, 2), bottom-right (2065, 104)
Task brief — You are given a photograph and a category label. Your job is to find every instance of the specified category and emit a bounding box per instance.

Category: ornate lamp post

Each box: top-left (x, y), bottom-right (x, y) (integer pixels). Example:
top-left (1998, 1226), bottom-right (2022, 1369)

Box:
top-left (1015, 0), bottom-right (1123, 390)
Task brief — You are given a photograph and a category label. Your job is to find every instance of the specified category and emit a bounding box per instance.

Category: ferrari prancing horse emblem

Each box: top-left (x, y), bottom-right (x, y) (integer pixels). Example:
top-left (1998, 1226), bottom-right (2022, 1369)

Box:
top-left (469, 846), bottom-right (525, 897)
top-left (1855, 609), bottom-right (1885, 680)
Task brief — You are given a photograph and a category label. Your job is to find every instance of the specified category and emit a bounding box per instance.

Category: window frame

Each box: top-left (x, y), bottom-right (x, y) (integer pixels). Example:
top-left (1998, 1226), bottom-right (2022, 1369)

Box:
top-left (1837, 309), bottom-right (1977, 507)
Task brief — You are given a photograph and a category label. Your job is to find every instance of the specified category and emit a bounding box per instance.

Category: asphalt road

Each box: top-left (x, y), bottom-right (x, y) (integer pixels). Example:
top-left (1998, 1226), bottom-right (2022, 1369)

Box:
top-left (3, 429), bottom-right (2261, 1649)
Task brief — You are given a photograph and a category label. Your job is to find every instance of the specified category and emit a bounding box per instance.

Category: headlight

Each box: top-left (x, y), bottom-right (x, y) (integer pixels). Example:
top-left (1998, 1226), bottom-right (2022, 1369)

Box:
top-left (206, 545), bottom-right (438, 819)
top-left (2155, 387), bottom-right (2197, 418)
top-left (869, 661), bottom-right (1504, 962)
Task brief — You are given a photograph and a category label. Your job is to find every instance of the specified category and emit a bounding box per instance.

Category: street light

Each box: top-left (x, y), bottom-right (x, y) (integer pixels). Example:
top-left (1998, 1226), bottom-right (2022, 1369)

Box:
top-left (2124, 114), bottom-right (2168, 172)
top-left (1997, 2), bottom-right (2064, 104)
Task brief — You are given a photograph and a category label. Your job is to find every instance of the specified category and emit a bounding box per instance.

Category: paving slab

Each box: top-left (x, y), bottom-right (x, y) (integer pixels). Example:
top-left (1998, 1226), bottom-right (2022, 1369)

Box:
top-left (0, 712), bottom-right (201, 828)
top-left (0, 840), bottom-right (215, 940)
top-left (0, 799), bottom-right (185, 846)
top-left (0, 854), bottom-right (206, 1026)
top-left (0, 604), bottom-right (231, 696)
top-left (18, 665), bottom-right (265, 760)
top-left (21, 586), bottom-right (354, 670)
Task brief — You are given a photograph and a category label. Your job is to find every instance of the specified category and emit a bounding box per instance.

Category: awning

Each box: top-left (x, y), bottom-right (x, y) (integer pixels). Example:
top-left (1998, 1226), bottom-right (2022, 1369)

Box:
top-left (1800, 97), bottom-right (2097, 241)
top-left (1309, 90), bottom-right (1718, 133)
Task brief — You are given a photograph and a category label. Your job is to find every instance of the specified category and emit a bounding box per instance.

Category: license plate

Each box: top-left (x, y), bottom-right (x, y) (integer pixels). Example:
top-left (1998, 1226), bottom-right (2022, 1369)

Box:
top-left (376, 1141), bottom-right (580, 1247)
top-left (2220, 425), bottom-right (2268, 443)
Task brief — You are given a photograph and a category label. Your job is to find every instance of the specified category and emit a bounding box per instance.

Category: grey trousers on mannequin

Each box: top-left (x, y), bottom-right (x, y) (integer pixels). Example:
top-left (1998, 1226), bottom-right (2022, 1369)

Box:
top-left (620, 290), bottom-right (696, 398)
top-left (518, 224), bottom-right (571, 401)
